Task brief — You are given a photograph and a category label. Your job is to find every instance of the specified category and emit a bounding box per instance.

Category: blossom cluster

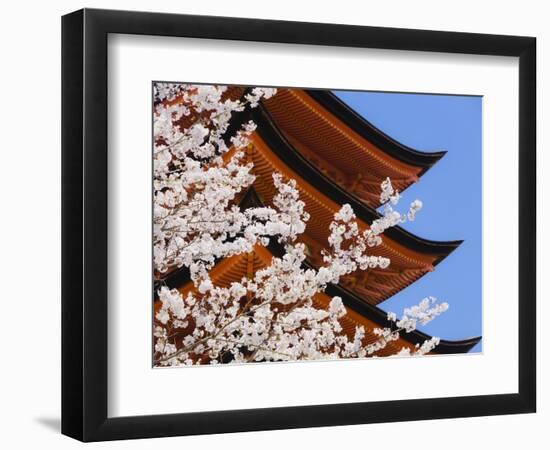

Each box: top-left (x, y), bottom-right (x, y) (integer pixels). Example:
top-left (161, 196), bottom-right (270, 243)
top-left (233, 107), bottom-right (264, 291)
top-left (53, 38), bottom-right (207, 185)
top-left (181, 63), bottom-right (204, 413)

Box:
top-left (153, 84), bottom-right (301, 282)
top-left (152, 83), bottom-right (448, 366)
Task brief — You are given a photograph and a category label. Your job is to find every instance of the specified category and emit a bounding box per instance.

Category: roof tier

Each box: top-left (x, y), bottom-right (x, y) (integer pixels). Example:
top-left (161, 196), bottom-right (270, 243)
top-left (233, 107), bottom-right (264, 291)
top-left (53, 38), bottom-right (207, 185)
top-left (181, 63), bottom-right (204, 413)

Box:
top-left (157, 105), bottom-right (461, 306)
top-left (155, 86), bottom-right (461, 313)
top-left (263, 89), bottom-right (446, 208)
top-left (159, 86), bottom-right (444, 209)
top-left (155, 244), bottom-right (480, 355)
top-left (239, 105), bottom-right (461, 305)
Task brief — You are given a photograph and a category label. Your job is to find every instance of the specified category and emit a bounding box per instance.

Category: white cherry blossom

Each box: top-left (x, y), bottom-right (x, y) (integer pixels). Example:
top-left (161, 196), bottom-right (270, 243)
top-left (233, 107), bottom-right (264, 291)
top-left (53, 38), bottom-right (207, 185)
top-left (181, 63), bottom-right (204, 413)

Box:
top-left (152, 83), bottom-right (448, 366)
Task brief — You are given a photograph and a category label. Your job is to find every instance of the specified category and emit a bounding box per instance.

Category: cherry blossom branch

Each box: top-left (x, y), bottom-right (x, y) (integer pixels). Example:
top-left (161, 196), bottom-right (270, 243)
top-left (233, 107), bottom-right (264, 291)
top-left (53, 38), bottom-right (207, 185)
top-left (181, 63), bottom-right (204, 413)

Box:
top-left (152, 83), bottom-right (450, 366)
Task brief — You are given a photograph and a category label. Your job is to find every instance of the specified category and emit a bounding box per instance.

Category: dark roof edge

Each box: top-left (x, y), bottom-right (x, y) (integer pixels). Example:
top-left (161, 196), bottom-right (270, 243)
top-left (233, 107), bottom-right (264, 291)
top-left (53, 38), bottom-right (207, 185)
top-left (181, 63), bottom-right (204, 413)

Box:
top-left (252, 105), bottom-right (462, 261)
top-left (156, 230), bottom-right (480, 355)
top-left (324, 283), bottom-right (481, 354)
top-left (248, 194), bottom-right (479, 354)
top-left (305, 90), bottom-right (447, 174)
top-left (267, 236), bottom-right (480, 355)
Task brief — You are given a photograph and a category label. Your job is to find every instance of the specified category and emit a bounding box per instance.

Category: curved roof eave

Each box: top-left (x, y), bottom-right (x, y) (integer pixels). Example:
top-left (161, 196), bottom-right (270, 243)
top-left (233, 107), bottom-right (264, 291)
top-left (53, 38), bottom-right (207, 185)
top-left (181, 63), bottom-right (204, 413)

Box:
top-left (304, 89), bottom-right (447, 174)
top-left (324, 283), bottom-right (481, 354)
top-left (261, 236), bottom-right (480, 354)
top-left (155, 232), bottom-right (481, 355)
top-left (250, 104), bottom-right (462, 263)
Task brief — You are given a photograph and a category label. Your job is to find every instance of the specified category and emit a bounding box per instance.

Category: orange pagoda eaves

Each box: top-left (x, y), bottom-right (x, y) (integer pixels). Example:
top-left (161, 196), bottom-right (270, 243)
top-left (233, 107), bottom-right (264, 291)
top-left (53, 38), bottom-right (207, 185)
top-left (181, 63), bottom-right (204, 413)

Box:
top-left (263, 88), bottom-right (446, 208)
top-left (239, 105), bottom-right (461, 305)
top-left (157, 242), bottom-right (480, 355)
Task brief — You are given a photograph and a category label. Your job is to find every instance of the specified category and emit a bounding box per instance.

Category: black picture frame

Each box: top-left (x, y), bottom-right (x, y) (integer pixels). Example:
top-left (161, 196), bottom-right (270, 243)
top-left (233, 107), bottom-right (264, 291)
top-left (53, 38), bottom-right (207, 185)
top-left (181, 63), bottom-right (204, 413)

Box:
top-left (61, 8), bottom-right (536, 442)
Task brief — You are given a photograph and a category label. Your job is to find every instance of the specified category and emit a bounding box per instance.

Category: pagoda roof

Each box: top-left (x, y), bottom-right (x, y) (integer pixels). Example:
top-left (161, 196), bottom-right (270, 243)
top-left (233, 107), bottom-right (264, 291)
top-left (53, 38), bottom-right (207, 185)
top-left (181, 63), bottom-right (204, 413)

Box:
top-left (303, 90), bottom-right (446, 171)
top-left (157, 86), bottom-right (462, 307)
top-left (156, 243), bottom-right (480, 355)
top-left (159, 167), bottom-right (460, 307)
top-left (154, 85), bottom-right (479, 357)
top-left (158, 114), bottom-right (461, 306)
top-left (225, 103), bottom-right (461, 263)
top-left (250, 104), bottom-right (462, 262)
top-left (241, 133), bottom-right (452, 305)
top-left (325, 282), bottom-right (481, 354)
top-left (162, 86), bottom-right (446, 208)
top-left (261, 88), bottom-right (445, 207)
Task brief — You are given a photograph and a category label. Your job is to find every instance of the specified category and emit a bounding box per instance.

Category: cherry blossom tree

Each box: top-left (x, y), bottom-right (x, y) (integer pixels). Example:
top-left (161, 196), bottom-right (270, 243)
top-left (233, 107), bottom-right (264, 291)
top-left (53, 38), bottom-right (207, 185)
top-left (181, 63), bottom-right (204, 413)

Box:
top-left (152, 83), bottom-right (448, 366)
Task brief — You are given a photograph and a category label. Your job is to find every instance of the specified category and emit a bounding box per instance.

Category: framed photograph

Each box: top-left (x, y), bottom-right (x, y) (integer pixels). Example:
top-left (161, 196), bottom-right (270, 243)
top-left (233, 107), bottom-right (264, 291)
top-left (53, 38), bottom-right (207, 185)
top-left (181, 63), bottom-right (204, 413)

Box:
top-left (61, 8), bottom-right (536, 442)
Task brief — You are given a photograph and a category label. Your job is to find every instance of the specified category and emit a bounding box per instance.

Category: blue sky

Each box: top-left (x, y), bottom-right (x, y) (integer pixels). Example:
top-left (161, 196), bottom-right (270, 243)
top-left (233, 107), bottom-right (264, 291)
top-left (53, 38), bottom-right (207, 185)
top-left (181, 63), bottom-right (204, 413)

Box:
top-left (334, 90), bottom-right (482, 352)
